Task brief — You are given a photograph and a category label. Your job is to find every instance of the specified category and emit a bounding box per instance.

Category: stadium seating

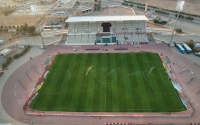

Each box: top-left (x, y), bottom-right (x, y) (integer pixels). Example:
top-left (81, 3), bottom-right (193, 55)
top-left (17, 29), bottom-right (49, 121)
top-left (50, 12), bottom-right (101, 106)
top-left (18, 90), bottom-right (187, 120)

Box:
top-left (76, 22), bottom-right (82, 33)
top-left (89, 22), bottom-right (97, 33)
top-left (74, 35), bottom-right (82, 43)
top-left (110, 21), bottom-right (116, 32)
top-left (67, 35), bottom-right (74, 43)
top-left (97, 22), bottom-right (103, 33)
top-left (133, 35), bottom-right (139, 42)
top-left (117, 36), bottom-right (124, 43)
top-left (126, 36), bottom-right (133, 42)
top-left (124, 21), bottom-right (132, 32)
top-left (139, 34), bottom-right (148, 42)
top-left (68, 23), bottom-right (75, 34)
top-left (81, 22), bottom-right (89, 33)
top-left (132, 22), bottom-right (139, 32)
top-left (115, 21), bottom-right (124, 32)
top-left (81, 35), bottom-right (88, 43)
top-left (88, 34), bottom-right (96, 43)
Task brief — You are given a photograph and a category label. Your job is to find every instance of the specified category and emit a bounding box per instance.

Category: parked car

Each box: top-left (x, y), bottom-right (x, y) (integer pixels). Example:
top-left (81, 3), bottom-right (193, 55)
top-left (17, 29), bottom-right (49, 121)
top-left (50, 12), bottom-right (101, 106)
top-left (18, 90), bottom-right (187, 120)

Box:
top-left (195, 52), bottom-right (200, 57)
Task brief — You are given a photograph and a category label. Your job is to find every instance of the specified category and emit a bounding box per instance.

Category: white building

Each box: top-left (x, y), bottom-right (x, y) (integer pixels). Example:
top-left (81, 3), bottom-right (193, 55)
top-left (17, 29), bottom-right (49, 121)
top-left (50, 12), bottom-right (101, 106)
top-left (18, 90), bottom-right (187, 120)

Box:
top-left (46, 0), bottom-right (101, 25)
top-left (65, 15), bottom-right (149, 45)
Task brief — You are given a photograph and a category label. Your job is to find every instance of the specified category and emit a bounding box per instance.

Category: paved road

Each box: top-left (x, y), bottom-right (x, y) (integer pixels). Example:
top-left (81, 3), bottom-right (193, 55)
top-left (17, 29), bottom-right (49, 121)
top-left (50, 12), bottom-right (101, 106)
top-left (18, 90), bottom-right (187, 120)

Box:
top-left (153, 34), bottom-right (200, 43)
top-left (0, 36), bottom-right (61, 51)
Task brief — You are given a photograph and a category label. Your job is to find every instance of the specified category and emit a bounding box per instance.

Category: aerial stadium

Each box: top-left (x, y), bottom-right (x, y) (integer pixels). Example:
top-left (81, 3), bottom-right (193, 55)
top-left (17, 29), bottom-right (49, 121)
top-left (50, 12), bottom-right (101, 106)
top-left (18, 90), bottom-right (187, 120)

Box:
top-left (1, 0), bottom-right (200, 125)
top-left (19, 15), bottom-right (190, 117)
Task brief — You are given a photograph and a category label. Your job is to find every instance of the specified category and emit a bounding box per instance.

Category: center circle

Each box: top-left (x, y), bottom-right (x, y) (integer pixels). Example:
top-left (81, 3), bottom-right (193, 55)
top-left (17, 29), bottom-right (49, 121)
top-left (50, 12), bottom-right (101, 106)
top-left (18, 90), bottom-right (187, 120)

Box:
top-left (95, 69), bottom-right (117, 84)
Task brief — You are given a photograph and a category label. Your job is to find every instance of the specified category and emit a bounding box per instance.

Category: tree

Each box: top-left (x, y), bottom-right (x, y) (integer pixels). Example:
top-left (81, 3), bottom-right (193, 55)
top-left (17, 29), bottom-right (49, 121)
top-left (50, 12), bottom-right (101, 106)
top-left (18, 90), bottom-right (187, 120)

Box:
top-left (187, 40), bottom-right (194, 51)
top-left (22, 23), bottom-right (28, 32)
top-left (175, 28), bottom-right (182, 33)
top-left (27, 26), bottom-right (36, 35)
top-left (2, 63), bottom-right (7, 69)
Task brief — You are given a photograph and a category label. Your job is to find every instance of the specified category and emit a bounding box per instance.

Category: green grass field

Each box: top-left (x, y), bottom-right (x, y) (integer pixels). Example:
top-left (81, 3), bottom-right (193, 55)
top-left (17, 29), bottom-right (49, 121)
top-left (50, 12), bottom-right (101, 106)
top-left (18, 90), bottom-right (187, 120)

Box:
top-left (30, 53), bottom-right (186, 112)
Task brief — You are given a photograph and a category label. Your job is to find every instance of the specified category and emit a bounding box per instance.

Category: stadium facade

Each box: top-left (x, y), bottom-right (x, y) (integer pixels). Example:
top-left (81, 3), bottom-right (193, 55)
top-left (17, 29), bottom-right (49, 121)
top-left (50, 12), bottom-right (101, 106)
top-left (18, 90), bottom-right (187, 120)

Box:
top-left (65, 15), bottom-right (149, 45)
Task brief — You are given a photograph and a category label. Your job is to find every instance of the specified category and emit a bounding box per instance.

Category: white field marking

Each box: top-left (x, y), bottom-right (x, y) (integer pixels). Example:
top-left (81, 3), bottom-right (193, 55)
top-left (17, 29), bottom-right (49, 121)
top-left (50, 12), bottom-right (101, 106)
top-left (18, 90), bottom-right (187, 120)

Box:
top-left (85, 65), bottom-right (93, 76)
top-left (59, 71), bottom-right (70, 93)
top-left (157, 69), bottom-right (168, 84)
top-left (62, 71), bottom-right (71, 83)
top-left (59, 63), bottom-right (71, 93)
top-left (49, 69), bottom-right (57, 84)
top-left (14, 91), bottom-right (16, 96)
top-left (38, 63), bottom-right (72, 95)
top-left (148, 66), bottom-right (155, 75)
top-left (143, 70), bottom-right (154, 93)
top-left (106, 68), bottom-right (116, 76)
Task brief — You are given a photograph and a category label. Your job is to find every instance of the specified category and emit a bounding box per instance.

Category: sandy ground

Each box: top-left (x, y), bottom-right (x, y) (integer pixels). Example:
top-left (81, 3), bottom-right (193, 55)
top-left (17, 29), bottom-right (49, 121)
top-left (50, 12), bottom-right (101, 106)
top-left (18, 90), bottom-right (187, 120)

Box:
top-left (130, 0), bottom-right (200, 15)
top-left (0, 15), bottom-right (44, 26)
top-left (97, 6), bottom-right (135, 16)
top-left (1, 44), bottom-right (200, 125)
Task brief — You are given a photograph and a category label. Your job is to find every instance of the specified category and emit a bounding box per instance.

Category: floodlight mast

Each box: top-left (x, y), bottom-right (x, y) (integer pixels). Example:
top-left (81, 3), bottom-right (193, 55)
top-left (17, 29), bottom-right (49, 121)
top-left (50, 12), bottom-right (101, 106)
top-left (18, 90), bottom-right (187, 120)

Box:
top-left (169, 0), bottom-right (185, 47)
top-left (30, 5), bottom-right (45, 49)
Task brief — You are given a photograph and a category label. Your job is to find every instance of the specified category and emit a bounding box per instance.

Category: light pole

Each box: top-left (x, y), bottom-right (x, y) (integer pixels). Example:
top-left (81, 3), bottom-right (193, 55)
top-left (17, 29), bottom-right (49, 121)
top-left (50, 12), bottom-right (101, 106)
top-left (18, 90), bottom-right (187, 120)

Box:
top-left (30, 5), bottom-right (45, 49)
top-left (169, 0), bottom-right (185, 47)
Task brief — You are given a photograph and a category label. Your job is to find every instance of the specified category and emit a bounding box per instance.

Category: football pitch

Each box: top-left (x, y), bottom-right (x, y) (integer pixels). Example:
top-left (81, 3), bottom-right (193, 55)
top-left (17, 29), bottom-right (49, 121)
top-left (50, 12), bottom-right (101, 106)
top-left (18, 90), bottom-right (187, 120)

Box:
top-left (30, 53), bottom-right (186, 112)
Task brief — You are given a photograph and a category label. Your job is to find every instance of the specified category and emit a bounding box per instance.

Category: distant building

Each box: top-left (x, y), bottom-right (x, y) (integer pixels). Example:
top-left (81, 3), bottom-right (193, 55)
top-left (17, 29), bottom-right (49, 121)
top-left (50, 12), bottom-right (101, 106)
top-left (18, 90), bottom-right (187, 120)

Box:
top-left (46, 0), bottom-right (101, 25)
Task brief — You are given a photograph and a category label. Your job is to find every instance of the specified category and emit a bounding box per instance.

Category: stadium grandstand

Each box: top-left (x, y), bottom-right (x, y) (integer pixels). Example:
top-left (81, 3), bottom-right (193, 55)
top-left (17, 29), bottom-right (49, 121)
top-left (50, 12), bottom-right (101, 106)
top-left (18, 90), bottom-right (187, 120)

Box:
top-left (65, 15), bottom-right (149, 45)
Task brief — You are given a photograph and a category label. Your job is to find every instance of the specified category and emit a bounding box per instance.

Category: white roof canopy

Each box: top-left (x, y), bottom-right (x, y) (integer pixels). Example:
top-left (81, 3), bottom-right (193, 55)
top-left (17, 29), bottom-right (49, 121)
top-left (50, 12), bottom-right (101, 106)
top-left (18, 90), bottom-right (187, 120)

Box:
top-left (66, 15), bottom-right (148, 23)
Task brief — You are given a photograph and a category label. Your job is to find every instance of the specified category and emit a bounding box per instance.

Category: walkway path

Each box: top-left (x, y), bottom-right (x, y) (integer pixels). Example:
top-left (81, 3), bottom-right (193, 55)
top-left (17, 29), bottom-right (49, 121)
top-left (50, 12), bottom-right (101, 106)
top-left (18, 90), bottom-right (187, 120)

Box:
top-left (0, 46), bottom-right (44, 125)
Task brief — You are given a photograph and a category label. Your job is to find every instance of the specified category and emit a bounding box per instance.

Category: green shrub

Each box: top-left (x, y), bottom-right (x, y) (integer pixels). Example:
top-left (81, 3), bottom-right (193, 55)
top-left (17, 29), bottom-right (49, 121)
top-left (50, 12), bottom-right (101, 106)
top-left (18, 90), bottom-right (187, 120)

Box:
top-left (175, 28), bottom-right (182, 33)
top-left (6, 56), bottom-right (12, 64)
top-left (153, 19), bottom-right (167, 25)
top-left (2, 63), bottom-right (7, 69)
top-left (13, 54), bottom-right (20, 59)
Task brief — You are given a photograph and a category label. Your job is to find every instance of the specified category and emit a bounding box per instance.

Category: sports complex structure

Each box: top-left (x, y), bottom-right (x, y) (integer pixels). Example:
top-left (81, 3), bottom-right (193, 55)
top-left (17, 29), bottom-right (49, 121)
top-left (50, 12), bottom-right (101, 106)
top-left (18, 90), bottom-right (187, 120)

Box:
top-left (66, 15), bottom-right (148, 45)
top-left (21, 16), bottom-right (191, 117)
top-left (2, 15), bottom-right (200, 125)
